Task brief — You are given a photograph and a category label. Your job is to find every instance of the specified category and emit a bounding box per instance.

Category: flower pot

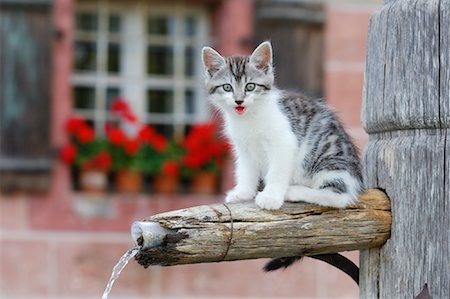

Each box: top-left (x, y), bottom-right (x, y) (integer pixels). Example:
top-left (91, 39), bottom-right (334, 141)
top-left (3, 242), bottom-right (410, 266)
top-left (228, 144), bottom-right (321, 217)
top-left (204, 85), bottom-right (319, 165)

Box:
top-left (153, 174), bottom-right (178, 194)
top-left (79, 168), bottom-right (108, 193)
top-left (190, 171), bottom-right (218, 194)
top-left (115, 170), bottom-right (142, 193)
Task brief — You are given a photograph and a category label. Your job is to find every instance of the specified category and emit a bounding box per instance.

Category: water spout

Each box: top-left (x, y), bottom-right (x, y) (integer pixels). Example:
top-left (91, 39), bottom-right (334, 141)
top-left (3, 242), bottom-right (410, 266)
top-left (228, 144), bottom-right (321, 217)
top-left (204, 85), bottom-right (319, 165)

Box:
top-left (101, 221), bottom-right (172, 298)
top-left (131, 221), bottom-right (173, 249)
top-left (101, 246), bottom-right (139, 299)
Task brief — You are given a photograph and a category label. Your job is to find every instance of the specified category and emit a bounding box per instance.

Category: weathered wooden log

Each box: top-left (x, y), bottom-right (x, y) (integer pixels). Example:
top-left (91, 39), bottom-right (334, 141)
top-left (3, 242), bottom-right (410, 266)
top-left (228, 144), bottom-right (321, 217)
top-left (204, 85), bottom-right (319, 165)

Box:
top-left (361, 0), bottom-right (450, 298)
top-left (132, 189), bottom-right (390, 268)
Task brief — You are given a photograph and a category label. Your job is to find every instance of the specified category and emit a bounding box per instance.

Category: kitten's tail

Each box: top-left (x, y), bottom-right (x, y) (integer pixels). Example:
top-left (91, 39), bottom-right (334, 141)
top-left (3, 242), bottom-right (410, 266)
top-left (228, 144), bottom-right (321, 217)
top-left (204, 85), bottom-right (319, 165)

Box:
top-left (264, 254), bottom-right (359, 285)
top-left (263, 256), bottom-right (302, 271)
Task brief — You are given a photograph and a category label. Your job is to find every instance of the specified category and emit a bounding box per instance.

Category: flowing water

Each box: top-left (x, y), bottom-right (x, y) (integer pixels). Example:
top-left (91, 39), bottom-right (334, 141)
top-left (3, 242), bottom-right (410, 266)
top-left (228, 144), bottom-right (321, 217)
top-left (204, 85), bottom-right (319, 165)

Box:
top-left (101, 246), bottom-right (140, 299)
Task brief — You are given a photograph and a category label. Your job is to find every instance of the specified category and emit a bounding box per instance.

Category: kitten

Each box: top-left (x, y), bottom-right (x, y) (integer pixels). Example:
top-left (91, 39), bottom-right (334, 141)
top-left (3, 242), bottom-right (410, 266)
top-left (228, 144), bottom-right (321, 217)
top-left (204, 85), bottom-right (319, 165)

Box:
top-left (201, 41), bottom-right (363, 210)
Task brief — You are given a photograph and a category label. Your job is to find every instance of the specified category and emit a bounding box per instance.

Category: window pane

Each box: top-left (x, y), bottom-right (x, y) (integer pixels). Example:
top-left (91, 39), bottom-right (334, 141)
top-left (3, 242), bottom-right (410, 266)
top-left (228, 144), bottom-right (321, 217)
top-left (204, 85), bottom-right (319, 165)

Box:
top-left (147, 90), bottom-right (173, 113)
top-left (109, 14), bottom-right (121, 33)
top-left (153, 124), bottom-right (173, 138)
top-left (185, 47), bottom-right (195, 77)
top-left (85, 119), bottom-right (95, 127)
top-left (147, 16), bottom-right (174, 35)
top-left (106, 88), bottom-right (121, 110)
top-left (107, 43), bottom-right (121, 73)
top-left (184, 124), bottom-right (193, 137)
top-left (147, 46), bottom-right (173, 75)
top-left (76, 12), bottom-right (98, 31)
top-left (74, 86), bottom-right (95, 109)
top-left (75, 41), bottom-right (97, 71)
top-left (184, 16), bottom-right (197, 37)
top-left (185, 90), bottom-right (195, 115)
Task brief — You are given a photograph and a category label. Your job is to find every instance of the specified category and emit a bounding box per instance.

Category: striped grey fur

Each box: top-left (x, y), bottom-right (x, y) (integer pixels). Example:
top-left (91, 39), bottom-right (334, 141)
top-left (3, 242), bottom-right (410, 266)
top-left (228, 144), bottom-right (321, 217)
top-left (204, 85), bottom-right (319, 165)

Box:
top-left (278, 92), bottom-right (363, 184)
top-left (227, 56), bottom-right (248, 81)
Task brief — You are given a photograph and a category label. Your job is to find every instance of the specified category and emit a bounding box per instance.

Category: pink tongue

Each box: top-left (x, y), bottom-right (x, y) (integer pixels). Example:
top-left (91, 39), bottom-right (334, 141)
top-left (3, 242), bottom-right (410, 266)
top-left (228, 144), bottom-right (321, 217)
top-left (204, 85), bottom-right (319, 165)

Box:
top-left (235, 106), bottom-right (245, 115)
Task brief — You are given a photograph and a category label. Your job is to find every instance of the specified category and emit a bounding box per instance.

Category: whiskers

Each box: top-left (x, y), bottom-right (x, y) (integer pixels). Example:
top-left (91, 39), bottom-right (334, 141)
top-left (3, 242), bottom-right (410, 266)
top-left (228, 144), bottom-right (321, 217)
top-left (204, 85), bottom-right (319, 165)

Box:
top-left (209, 107), bottom-right (222, 123)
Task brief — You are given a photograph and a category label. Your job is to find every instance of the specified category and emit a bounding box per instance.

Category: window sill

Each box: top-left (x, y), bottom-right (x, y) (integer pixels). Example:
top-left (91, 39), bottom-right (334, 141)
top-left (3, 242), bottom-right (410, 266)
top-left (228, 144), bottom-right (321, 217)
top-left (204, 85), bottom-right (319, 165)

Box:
top-left (72, 191), bottom-right (224, 220)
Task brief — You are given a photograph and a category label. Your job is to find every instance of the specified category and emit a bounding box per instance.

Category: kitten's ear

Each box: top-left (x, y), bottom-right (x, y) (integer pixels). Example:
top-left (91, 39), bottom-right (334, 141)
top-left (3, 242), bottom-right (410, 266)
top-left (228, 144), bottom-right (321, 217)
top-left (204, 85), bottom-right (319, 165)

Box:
top-left (250, 41), bottom-right (273, 72)
top-left (202, 47), bottom-right (225, 76)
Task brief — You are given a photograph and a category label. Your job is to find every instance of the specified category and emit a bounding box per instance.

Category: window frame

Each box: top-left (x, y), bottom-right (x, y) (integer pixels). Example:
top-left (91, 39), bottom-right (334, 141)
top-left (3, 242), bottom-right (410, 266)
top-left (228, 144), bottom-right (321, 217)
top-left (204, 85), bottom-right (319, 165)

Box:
top-left (72, 1), bottom-right (210, 139)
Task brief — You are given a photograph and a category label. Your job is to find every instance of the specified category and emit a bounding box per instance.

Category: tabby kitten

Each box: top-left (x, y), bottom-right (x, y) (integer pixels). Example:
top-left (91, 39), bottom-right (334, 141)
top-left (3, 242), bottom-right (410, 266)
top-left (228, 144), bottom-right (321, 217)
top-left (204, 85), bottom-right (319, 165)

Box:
top-left (202, 41), bottom-right (362, 210)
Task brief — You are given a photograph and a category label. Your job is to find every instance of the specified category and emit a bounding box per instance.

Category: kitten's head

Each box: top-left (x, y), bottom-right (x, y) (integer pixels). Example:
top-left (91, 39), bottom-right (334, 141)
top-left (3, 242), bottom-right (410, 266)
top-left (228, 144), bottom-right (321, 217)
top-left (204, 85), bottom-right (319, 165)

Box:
top-left (201, 41), bottom-right (274, 117)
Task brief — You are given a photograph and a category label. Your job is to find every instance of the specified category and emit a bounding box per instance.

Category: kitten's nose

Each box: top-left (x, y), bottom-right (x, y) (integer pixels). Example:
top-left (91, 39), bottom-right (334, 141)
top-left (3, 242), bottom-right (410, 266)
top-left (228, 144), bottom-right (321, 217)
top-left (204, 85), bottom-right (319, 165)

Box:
top-left (235, 100), bottom-right (244, 106)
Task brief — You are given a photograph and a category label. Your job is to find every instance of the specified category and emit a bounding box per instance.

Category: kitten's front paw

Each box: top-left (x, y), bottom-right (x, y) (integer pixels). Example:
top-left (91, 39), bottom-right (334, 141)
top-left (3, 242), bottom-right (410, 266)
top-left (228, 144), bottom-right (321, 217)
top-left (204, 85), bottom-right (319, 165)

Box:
top-left (225, 189), bottom-right (256, 203)
top-left (255, 192), bottom-right (284, 210)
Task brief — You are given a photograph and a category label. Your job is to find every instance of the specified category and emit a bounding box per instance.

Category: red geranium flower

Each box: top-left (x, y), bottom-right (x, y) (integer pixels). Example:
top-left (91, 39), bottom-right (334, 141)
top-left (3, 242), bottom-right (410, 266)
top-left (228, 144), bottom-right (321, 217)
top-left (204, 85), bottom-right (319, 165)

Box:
top-left (138, 126), bottom-right (156, 143)
top-left (124, 139), bottom-right (140, 155)
top-left (75, 125), bottom-right (95, 143)
top-left (123, 111), bottom-right (138, 123)
top-left (111, 97), bottom-right (138, 123)
top-left (182, 154), bottom-right (202, 169)
top-left (107, 127), bottom-right (127, 146)
top-left (181, 122), bottom-right (229, 173)
top-left (84, 151), bottom-right (112, 171)
top-left (138, 125), bottom-right (168, 152)
top-left (162, 160), bottom-right (179, 177)
top-left (95, 151), bottom-right (112, 170)
top-left (111, 97), bottom-right (129, 113)
top-left (66, 116), bottom-right (85, 134)
top-left (151, 134), bottom-right (167, 152)
top-left (60, 144), bottom-right (77, 164)
top-left (183, 134), bottom-right (202, 151)
top-left (183, 123), bottom-right (218, 151)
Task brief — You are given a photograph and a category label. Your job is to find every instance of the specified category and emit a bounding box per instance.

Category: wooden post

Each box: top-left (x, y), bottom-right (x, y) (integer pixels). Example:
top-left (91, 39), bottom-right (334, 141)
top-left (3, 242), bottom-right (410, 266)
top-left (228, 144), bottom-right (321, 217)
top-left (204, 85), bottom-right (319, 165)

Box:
top-left (361, 0), bottom-right (449, 298)
top-left (133, 189), bottom-right (390, 267)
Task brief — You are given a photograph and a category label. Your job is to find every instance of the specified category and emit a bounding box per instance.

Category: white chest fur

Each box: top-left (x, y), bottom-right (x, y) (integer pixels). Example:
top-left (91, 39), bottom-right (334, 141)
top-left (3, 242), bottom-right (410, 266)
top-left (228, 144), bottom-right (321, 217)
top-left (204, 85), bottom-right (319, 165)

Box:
top-left (224, 97), bottom-right (297, 177)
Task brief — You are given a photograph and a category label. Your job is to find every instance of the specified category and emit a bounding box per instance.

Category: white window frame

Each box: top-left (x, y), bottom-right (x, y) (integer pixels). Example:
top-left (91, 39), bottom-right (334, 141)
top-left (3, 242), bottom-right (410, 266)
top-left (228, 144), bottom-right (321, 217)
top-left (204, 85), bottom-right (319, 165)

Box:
top-left (72, 0), bottom-right (210, 139)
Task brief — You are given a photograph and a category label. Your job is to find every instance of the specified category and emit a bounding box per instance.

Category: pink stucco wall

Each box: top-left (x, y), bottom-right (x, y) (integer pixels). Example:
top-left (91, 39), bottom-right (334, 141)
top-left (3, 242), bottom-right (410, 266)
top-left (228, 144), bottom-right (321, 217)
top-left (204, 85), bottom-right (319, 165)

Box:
top-left (212, 0), bottom-right (254, 55)
top-left (325, 5), bottom-right (375, 152)
top-left (0, 1), bottom-right (377, 298)
top-left (52, 0), bottom-right (74, 147)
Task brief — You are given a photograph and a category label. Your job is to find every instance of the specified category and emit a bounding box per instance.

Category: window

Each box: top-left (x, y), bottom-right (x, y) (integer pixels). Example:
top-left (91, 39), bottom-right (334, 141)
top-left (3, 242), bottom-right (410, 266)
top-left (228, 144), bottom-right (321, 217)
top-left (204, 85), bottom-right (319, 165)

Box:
top-left (72, 2), bottom-right (209, 139)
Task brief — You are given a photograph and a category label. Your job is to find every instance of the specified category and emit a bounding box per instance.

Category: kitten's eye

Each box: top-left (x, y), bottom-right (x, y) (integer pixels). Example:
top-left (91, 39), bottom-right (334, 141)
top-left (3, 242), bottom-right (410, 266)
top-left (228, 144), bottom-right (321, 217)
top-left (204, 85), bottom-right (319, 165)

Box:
top-left (245, 83), bottom-right (256, 92)
top-left (222, 84), bottom-right (233, 92)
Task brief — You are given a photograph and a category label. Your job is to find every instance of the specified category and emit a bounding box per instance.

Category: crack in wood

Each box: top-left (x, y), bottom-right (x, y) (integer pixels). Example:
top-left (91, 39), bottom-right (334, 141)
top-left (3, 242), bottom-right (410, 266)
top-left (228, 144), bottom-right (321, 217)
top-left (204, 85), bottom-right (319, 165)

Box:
top-left (218, 203), bottom-right (234, 262)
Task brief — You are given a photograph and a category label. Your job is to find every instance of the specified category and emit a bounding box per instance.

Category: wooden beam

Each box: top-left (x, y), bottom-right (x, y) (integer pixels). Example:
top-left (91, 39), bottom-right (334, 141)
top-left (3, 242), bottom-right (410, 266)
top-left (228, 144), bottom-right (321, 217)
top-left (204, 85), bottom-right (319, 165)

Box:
top-left (133, 189), bottom-right (390, 268)
top-left (361, 0), bottom-right (449, 297)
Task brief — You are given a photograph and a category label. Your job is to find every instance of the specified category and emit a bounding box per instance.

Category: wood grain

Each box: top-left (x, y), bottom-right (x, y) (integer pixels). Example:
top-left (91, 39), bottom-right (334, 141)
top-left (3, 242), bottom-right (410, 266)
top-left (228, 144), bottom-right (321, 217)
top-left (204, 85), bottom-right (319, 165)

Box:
top-left (135, 189), bottom-right (391, 268)
top-left (362, 0), bottom-right (445, 133)
top-left (361, 0), bottom-right (449, 298)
